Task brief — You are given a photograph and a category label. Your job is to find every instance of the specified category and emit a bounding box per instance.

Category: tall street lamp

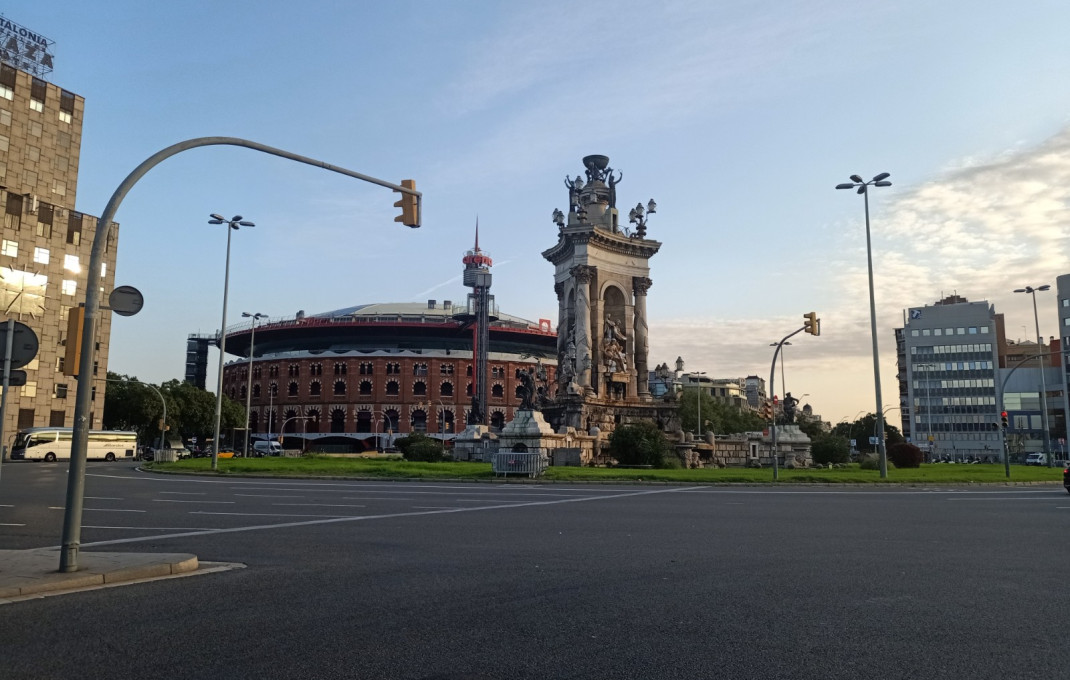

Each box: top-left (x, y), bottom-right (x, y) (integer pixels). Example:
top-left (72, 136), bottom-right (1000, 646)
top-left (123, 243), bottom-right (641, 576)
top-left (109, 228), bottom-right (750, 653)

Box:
top-left (837, 173), bottom-right (892, 478)
top-left (1013, 284), bottom-right (1052, 465)
top-left (241, 311), bottom-right (266, 458)
top-left (769, 341), bottom-right (791, 394)
top-left (691, 371), bottom-right (707, 438)
top-left (208, 213), bottom-right (255, 471)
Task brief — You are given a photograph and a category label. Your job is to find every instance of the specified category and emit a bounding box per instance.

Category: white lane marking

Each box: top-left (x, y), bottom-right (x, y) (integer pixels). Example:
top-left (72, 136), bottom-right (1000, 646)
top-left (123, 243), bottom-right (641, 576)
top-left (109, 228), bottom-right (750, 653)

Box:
top-left (272, 503), bottom-right (367, 508)
top-left (56, 508), bottom-right (146, 513)
top-left (411, 506), bottom-right (454, 510)
top-left (454, 498), bottom-right (531, 503)
top-left (85, 496), bottom-right (123, 500)
top-left (233, 494), bottom-right (306, 499)
top-left (0, 522), bottom-right (26, 526)
top-left (153, 499), bottom-right (235, 504)
top-left (0, 504), bottom-right (12, 507)
top-left (947, 497), bottom-right (1065, 502)
top-left (158, 491), bottom-right (207, 496)
top-left (189, 512), bottom-right (358, 518)
top-left (84, 525), bottom-right (217, 530)
top-left (71, 486), bottom-right (694, 548)
top-left (340, 497), bottom-right (421, 502)
top-left (237, 487), bottom-right (592, 498)
top-left (677, 488), bottom-right (1063, 495)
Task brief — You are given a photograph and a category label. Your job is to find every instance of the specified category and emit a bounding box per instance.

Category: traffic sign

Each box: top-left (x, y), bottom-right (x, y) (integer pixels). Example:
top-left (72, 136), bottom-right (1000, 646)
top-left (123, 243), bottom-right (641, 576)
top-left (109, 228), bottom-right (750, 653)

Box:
top-left (108, 285), bottom-right (144, 317)
top-left (0, 320), bottom-right (39, 369)
top-left (5, 370), bottom-right (26, 386)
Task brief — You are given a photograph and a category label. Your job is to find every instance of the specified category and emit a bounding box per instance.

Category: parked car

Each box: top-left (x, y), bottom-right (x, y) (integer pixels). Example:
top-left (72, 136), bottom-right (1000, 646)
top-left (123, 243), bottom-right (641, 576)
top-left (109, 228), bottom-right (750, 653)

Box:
top-left (1063, 465), bottom-right (1069, 495)
top-left (1025, 452), bottom-right (1047, 466)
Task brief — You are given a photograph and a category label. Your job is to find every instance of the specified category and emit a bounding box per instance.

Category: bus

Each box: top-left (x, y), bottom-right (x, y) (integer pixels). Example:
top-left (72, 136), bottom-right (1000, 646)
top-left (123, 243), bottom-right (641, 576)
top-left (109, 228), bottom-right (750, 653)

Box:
top-left (10, 428), bottom-right (138, 462)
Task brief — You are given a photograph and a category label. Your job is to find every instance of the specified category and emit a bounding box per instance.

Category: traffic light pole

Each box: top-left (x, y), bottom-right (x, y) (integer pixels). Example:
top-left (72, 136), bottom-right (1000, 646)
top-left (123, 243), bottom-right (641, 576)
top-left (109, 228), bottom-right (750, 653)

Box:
top-left (769, 326), bottom-right (806, 480)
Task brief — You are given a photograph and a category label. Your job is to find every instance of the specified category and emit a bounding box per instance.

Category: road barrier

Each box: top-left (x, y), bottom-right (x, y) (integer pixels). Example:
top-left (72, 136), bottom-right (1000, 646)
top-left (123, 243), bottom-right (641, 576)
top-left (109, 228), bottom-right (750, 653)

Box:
top-left (492, 451), bottom-right (549, 478)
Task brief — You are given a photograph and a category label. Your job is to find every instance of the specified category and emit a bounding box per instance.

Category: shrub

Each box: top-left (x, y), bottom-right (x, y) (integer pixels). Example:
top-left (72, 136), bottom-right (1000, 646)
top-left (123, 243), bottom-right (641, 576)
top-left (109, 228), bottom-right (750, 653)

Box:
top-left (607, 421), bottom-right (671, 468)
top-left (887, 441), bottom-right (924, 469)
top-left (810, 435), bottom-right (850, 466)
top-left (395, 434), bottom-right (446, 462)
top-left (858, 454), bottom-right (880, 470)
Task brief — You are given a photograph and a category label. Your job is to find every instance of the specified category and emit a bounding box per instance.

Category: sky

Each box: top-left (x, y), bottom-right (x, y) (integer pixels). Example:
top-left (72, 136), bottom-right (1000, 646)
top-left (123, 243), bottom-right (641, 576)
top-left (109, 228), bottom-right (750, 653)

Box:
top-left (9, 1), bottom-right (1070, 424)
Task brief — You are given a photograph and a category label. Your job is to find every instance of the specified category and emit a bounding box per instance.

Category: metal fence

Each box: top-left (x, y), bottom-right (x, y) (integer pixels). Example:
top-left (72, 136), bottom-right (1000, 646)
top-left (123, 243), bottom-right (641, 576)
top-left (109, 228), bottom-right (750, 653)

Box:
top-left (492, 450), bottom-right (549, 478)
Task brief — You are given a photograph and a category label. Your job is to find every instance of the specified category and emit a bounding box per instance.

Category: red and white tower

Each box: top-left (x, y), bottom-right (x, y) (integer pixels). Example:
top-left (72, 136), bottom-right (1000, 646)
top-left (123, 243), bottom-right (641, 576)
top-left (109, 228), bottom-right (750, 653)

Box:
top-left (455, 225), bottom-right (496, 425)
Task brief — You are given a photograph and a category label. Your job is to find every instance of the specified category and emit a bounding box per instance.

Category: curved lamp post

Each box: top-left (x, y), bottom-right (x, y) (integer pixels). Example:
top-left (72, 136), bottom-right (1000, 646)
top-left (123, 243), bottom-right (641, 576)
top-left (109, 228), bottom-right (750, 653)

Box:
top-left (836, 173), bottom-right (892, 478)
top-left (1013, 284), bottom-right (1052, 465)
top-left (241, 311), bottom-right (266, 458)
top-left (59, 136), bottom-right (422, 573)
top-left (208, 214), bottom-right (255, 471)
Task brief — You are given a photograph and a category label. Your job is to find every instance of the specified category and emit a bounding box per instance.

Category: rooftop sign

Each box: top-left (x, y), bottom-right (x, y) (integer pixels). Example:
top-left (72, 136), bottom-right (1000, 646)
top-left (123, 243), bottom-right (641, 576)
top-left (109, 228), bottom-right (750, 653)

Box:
top-left (0, 15), bottom-right (54, 77)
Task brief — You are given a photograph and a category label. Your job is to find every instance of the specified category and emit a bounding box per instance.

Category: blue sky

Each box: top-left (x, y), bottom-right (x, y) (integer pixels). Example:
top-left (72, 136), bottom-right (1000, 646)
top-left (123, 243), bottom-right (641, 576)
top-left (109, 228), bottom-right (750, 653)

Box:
top-left (11, 1), bottom-right (1070, 423)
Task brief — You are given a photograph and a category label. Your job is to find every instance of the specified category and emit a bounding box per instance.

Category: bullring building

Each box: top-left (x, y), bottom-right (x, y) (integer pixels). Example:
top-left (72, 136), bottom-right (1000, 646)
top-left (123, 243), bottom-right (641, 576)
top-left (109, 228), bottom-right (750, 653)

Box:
top-left (203, 300), bottom-right (557, 450)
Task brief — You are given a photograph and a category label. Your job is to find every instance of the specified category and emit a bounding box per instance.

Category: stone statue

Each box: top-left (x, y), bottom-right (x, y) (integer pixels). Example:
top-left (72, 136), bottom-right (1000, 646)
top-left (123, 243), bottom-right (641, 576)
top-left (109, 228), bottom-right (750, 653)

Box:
top-left (518, 367), bottom-right (539, 411)
top-left (564, 175), bottom-right (584, 214)
top-left (603, 338), bottom-right (626, 373)
top-left (783, 392), bottom-right (800, 424)
top-left (604, 314), bottom-right (627, 345)
top-left (607, 169), bottom-right (622, 208)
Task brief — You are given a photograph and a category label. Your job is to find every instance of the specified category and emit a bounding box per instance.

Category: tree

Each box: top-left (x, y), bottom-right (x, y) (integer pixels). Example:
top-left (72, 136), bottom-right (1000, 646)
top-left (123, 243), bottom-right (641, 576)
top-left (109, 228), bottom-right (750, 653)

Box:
top-left (810, 435), bottom-right (850, 465)
top-left (887, 442), bottom-right (924, 469)
top-left (395, 433), bottom-right (445, 462)
top-left (678, 389), bottom-right (766, 436)
top-left (103, 372), bottom-right (169, 444)
top-left (607, 421), bottom-right (672, 467)
top-left (829, 413), bottom-right (904, 454)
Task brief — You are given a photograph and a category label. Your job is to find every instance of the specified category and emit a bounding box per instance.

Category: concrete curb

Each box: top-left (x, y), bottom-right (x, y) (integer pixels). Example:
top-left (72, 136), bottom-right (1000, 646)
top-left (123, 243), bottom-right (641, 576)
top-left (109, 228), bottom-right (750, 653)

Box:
top-left (0, 548), bottom-right (199, 600)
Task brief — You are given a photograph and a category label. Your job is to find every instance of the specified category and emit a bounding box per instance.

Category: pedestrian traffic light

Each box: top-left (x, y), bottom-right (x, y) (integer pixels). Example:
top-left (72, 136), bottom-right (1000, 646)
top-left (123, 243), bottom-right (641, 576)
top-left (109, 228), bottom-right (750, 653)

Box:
top-left (1001, 411), bottom-right (1008, 430)
top-left (803, 311), bottom-right (820, 336)
top-left (393, 179), bottom-right (420, 228)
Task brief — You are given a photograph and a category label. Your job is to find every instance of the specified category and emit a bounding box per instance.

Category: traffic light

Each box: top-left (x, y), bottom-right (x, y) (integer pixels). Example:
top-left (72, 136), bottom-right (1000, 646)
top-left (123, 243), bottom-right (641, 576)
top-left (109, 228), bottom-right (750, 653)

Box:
top-left (1001, 411), bottom-right (1008, 430)
top-left (803, 311), bottom-right (820, 336)
top-left (760, 399), bottom-right (772, 420)
top-left (63, 305), bottom-right (85, 377)
top-left (393, 179), bottom-right (420, 228)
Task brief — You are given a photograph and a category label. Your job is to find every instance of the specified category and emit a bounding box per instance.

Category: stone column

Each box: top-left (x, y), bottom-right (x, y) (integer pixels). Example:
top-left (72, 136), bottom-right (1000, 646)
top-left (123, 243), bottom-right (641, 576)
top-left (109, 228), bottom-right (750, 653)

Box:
top-left (554, 280), bottom-right (566, 389)
top-left (571, 265), bottom-right (596, 393)
top-left (633, 276), bottom-right (652, 398)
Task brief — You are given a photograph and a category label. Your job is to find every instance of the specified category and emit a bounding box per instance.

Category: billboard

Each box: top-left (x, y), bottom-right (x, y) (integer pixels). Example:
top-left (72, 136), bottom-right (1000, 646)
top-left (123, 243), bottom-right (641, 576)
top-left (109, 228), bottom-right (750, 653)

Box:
top-left (0, 16), bottom-right (54, 77)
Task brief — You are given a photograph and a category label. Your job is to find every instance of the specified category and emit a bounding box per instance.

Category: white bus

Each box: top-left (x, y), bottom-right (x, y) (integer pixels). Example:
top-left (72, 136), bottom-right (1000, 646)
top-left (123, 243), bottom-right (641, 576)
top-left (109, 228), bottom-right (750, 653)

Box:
top-left (11, 428), bottom-right (138, 462)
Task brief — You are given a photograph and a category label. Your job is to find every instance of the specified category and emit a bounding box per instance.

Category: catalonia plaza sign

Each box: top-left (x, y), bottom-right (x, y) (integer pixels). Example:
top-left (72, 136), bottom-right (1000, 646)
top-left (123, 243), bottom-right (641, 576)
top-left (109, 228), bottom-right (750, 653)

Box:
top-left (0, 15), bottom-right (54, 77)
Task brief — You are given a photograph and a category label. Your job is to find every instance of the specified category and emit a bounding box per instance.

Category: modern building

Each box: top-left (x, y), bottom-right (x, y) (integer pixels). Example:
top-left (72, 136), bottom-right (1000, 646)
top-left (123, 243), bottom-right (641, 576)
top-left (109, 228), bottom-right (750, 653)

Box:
top-left (896, 296), bottom-right (1002, 460)
top-left (0, 24), bottom-right (118, 452)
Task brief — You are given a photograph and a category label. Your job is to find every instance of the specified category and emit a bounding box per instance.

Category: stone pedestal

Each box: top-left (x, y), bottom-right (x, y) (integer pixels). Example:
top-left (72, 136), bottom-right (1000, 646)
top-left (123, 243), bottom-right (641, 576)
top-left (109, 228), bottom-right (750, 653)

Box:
top-left (451, 424), bottom-right (497, 462)
top-left (763, 424), bottom-right (813, 468)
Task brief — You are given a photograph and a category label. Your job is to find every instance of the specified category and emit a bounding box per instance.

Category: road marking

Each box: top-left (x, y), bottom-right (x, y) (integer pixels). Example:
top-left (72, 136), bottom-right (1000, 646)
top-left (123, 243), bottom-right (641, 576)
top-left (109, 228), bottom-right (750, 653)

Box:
top-left (946, 497), bottom-right (1063, 502)
top-left (189, 511), bottom-right (358, 518)
top-left (48, 508), bottom-right (146, 513)
top-left (69, 486), bottom-right (695, 548)
top-left (0, 504), bottom-right (13, 507)
top-left (411, 506), bottom-right (454, 510)
top-left (84, 525), bottom-right (218, 530)
top-left (158, 491), bottom-right (207, 496)
top-left (85, 496), bottom-right (123, 500)
top-left (233, 494), bottom-right (306, 499)
top-left (153, 499), bottom-right (235, 504)
top-left (272, 503), bottom-right (368, 508)
top-left (0, 522), bottom-right (25, 526)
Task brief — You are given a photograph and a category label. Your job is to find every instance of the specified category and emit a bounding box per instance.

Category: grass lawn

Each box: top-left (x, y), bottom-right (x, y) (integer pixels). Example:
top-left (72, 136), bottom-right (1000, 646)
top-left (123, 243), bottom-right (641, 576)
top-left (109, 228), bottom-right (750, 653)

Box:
top-left (147, 457), bottom-right (1067, 484)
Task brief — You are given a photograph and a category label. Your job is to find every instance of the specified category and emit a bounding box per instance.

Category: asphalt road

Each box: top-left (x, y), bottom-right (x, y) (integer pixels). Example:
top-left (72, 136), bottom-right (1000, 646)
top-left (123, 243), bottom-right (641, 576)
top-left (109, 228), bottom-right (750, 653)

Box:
top-left (1, 461), bottom-right (1068, 679)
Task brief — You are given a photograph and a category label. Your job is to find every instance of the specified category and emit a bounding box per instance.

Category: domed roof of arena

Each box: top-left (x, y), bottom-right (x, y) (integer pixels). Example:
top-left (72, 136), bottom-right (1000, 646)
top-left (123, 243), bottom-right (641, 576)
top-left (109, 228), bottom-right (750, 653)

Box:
top-left (313, 301), bottom-right (544, 329)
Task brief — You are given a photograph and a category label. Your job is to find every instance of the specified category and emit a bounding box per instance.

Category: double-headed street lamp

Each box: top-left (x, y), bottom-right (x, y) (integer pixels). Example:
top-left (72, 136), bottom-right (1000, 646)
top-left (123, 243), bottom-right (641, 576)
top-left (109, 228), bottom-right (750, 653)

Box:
top-left (241, 311), bottom-right (266, 458)
top-left (1013, 284), bottom-right (1052, 465)
top-left (837, 173), bottom-right (892, 478)
top-left (208, 213), bottom-right (255, 471)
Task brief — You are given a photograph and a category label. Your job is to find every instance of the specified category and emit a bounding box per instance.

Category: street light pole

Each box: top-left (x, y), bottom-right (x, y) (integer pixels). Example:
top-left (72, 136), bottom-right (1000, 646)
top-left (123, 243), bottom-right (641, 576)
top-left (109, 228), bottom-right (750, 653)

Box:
top-left (241, 312), bottom-right (265, 458)
top-left (208, 214), bottom-right (255, 471)
top-left (837, 173), bottom-right (892, 478)
top-left (1013, 284), bottom-right (1052, 465)
top-left (693, 371), bottom-right (707, 439)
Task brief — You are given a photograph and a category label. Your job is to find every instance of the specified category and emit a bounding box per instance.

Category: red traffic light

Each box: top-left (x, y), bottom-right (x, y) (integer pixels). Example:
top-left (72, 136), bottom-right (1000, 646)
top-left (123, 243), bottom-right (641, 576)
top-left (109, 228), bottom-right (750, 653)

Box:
top-left (1001, 411), bottom-right (1008, 418)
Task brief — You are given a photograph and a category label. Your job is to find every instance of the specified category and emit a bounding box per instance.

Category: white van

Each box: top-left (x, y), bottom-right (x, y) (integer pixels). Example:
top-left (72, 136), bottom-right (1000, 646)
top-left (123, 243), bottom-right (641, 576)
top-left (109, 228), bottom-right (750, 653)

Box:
top-left (1025, 452), bottom-right (1047, 466)
top-left (253, 441), bottom-right (284, 457)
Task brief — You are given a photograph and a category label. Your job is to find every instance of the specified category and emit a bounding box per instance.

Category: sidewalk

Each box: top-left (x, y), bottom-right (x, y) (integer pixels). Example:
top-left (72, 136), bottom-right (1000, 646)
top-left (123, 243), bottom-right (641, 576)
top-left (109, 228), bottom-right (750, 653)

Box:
top-left (0, 548), bottom-right (198, 602)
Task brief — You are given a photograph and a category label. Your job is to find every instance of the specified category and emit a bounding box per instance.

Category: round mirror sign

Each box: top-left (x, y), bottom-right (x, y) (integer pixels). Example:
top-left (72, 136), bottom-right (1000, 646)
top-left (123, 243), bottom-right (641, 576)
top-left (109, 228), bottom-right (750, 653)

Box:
top-left (108, 285), bottom-right (144, 317)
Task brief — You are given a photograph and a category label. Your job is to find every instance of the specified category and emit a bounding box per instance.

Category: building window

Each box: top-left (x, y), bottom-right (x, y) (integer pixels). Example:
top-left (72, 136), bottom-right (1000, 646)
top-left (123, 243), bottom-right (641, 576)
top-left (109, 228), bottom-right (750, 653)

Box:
top-left (5, 193), bottom-right (22, 230)
top-left (59, 90), bottom-right (74, 123)
top-left (2, 239), bottom-right (17, 257)
top-left (310, 363), bottom-right (322, 376)
top-left (64, 254), bottom-right (80, 273)
top-left (288, 381), bottom-right (298, 396)
top-left (62, 280), bottom-right (76, 296)
top-left (269, 382), bottom-right (278, 397)
top-left (67, 212), bottom-right (82, 245)
top-left (334, 362), bottom-right (347, 376)
top-left (386, 362), bottom-right (400, 375)
top-left (466, 365), bottom-right (473, 376)
top-left (440, 363), bottom-right (454, 375)
top-left (333, 380), bottom-right (346, 396)
top-left (309, 381), bottom-right (321, 396)
top-left (440, 382), bottom-right (454, 397)
top-left (288, 364), bottom-right (300, 377)
top-left (253, 366), bottom-right (262, 379)
top-left (413, 381), bottom-right (427, 396)
top-left (36, 202), bottom-right (53, 238)
top-left (386, 380), bottom-right (400, 396)
top-left (330, 408), bottom-right (346, 433)
top-left (413, 363), bottom-right (428, 376)
top-left (492, 384), bottom-right (504, 398)
top-left (55, 384), bottom-right (69, 399)
top-left (467, 382), bottom-right (473, 396)
top-left (253, 384), bottom-right (261, 398)
top-left (359, 380), bottom-right (372, 395)
top-left (359, 362), bottom-right (373, 375)
top-left (269, 365), bottom-right (279, 378)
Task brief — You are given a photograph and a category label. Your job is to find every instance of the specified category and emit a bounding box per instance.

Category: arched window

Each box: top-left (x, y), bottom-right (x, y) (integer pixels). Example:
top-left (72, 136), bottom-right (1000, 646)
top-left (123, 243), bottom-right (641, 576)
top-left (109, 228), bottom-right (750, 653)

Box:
top-left (492, 384), bottom-right (504, 398)
top-left (440, 382), bottom-right (453, 397)
top-left (250, 412), bottom-right (259, 433)
top-left (384, 409), bottom-right (400, 433)
top-left (514, 384), bottom-right (524, 400)
top-left (411, 409), bottom-right (427, 433)
top-left (441, 409), bottom-right (455, 433)
top-left (490, 411), bottom-right (505, 431)
top-left (334, 362), bottom-right (347, 376)
top-left (330, 408), bottom-right (346, 433)
top-left (309, 381), bottom-right (321, 396)
top-left (288, 381), bottom-right (299, 396)
top-left (310, 363), bottom-right (323, 376)
top-left (466, 382), bottom-right (473, 396)
top-left (386, 380), bottom-right (400, 396)
top-left (253, 384), bottom-right (261, 398)
top-left (240, 385), bottom-right (247, 398)
top-left (270, 383), bottom-right (278, 397)
top-left (288, 364), bottom-right (300, 377)
top-left (359, 380), bottom-right (372, 395)
top-left (466, 365), bottom-right (473, 376)
top-left (356, 411), bottom-right (372, 433)
top-left (413, 380), bottom-right (427, 396)
top-left (334, 380), bottom-right (347, 396)
top-left (306, 408), bottom-right (321, 433)
top-left (283, 409), bottom-right (299, 432)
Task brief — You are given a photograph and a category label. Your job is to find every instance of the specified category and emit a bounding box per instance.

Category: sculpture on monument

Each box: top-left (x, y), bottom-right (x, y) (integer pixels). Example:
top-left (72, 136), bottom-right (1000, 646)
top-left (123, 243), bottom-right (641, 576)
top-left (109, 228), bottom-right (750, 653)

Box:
top-left (782, 392), bottom-right (800, 424)
top-left (518, 367), bottom-right (540, 411)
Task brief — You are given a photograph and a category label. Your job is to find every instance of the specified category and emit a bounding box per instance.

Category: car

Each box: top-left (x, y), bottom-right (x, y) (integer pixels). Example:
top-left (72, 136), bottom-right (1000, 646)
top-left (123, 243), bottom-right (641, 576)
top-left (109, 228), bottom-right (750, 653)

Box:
top-left (1025, 452), bottom-right (1047, 466)
top-left (1064, 466), bottom-right (1070, 495)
